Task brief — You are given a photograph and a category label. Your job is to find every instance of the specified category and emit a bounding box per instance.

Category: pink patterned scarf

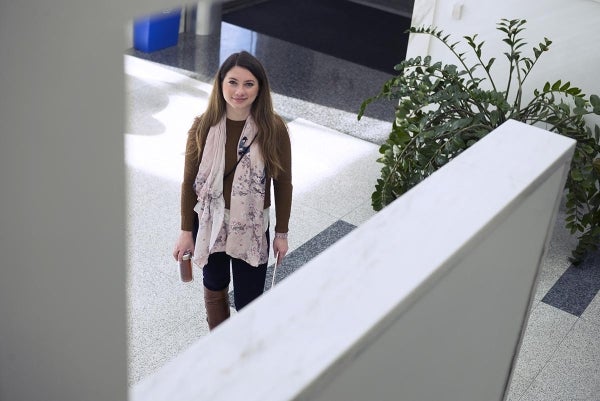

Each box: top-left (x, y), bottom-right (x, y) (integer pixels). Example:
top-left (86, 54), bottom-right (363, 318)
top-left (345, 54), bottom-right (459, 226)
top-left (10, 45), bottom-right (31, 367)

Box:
top-left (192, 115), bottom-right (268, 268)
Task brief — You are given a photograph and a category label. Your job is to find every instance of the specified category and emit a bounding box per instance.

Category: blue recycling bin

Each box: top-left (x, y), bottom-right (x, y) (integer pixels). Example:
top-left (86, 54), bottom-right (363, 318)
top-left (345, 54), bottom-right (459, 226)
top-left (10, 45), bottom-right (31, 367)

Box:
top-left (133, 8), bottom-right (181, 52)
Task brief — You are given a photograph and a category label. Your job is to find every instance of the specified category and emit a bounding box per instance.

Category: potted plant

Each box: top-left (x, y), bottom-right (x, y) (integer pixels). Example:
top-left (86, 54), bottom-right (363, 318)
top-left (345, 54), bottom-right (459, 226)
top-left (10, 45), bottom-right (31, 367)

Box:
top-left (359, 18), bottom-right (600, 264)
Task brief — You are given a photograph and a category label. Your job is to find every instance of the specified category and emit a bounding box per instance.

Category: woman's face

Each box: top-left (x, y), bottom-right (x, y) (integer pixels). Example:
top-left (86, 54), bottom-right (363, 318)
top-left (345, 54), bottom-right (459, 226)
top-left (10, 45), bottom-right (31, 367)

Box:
top-left (222, 66), bottom-right (260, 119)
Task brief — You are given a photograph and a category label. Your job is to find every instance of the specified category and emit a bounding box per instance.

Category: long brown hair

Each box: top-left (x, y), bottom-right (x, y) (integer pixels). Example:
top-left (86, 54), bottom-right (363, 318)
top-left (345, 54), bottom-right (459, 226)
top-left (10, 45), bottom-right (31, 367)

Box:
top-left (193, 51), bottom-right (286, 178)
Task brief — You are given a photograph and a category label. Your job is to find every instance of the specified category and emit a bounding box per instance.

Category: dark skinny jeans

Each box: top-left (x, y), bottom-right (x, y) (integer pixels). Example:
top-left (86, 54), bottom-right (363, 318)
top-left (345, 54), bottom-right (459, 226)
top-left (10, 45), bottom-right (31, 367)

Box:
top-left (193, 215), bottom-right (268, 311)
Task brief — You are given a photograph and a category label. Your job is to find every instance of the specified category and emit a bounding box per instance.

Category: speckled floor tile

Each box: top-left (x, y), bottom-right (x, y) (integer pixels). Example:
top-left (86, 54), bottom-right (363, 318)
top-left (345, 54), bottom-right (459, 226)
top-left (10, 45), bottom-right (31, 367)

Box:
top-left (512, 302), bottom-right (577, 381)
top-left (269, 202), bottom-right (340, 255)
top-left (581, 292), bottom-right (600, 326)
top-left (519, 319), bottom-right (600, 401)
top-left (128, 312), bottom-right (209, 385)
top-left (505, 371), bottom-right (533, 401)
top-left (341, 199), bottom-right (379, 227)
top-left (273, 93), bottom-right (392, 144)
top-left (126, 167), bottom-right (181, 285)
top-left (288, 118), bottom-right (380, 219)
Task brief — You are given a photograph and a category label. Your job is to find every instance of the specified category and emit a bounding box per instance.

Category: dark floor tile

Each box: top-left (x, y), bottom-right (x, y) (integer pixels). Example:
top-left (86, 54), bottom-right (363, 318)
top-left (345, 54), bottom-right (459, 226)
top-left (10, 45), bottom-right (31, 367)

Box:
top-left (222, 0), bottom-right (412, 74)
top-left (266, 220), bottom-right (357, 289)
top-left (542, 249), bottom-right (600, 316)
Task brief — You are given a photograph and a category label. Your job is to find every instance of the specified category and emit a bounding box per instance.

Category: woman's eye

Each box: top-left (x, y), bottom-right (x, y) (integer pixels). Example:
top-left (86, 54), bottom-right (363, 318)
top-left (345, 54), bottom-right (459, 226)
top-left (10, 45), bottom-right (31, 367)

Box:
top-left (244, 82), bottom-right (254, 87)
top-left (228, 80), bottom-right (237, 85)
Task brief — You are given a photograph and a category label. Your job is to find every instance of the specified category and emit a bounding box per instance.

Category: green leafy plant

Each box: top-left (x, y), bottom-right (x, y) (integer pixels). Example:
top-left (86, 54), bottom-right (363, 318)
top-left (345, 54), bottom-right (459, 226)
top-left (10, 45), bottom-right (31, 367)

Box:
top-left (358, 18), bottom-right (600, 264)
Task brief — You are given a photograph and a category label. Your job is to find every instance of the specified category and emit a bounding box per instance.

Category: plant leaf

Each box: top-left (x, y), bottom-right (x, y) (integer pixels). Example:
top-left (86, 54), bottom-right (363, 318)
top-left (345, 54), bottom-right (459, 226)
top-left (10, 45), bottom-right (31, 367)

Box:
top-left (590, 94), bottom-right (600, 110)
top-left (551, 80), bottom-right (562, 91)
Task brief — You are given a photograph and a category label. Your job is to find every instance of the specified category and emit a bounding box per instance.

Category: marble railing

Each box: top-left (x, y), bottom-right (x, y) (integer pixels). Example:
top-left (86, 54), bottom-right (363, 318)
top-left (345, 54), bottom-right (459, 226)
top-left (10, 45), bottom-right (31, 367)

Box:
top-left (131, 120), bottom-right (575, 401)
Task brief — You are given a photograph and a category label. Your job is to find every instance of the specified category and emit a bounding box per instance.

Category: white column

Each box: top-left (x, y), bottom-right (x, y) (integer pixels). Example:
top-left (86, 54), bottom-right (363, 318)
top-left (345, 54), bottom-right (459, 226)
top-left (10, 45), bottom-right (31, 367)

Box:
top-left (196, 0), bottom-right (223, 35)
top-left (0, 0), bottom-right (183, 399)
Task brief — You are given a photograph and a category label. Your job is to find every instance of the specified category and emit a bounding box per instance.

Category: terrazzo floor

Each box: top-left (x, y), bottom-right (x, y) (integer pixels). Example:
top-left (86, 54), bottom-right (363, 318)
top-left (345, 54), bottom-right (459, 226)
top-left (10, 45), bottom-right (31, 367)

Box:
top-left (125, 11), bottom-right (600, 400)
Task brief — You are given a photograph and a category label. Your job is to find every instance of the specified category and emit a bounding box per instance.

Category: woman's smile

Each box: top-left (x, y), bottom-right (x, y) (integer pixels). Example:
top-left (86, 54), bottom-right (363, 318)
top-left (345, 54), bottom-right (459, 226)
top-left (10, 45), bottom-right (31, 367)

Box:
top-left (222, 66), bottom-right (259, 119)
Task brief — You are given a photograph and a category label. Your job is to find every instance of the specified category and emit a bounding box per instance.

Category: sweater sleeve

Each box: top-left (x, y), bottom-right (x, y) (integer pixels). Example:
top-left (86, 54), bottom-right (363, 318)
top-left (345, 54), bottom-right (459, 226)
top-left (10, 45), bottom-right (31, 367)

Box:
top-left (273, 118), bottom-right (293, 233)
top-left (180, 116), bottom-right (202, 231)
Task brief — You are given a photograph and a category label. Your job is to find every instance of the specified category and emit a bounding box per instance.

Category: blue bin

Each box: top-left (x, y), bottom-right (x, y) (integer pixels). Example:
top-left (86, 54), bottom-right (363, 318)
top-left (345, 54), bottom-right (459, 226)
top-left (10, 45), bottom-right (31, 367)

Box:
top-left (133, 9), bottom-right (181, 52)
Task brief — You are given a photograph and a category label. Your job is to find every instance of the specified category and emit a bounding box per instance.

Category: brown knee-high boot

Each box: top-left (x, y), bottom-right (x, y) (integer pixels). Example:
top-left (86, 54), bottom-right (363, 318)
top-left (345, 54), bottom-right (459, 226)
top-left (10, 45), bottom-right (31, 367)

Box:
top-left (203, 287), bottom-right (231, 330)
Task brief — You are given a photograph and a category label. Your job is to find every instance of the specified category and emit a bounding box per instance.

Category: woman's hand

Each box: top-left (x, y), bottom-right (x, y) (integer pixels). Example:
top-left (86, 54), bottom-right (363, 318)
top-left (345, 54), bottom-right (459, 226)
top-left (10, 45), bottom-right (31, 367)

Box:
top-left (273, 234), bottom-right (288, 265)
top-left (173, 230), bottom-right (194, 262)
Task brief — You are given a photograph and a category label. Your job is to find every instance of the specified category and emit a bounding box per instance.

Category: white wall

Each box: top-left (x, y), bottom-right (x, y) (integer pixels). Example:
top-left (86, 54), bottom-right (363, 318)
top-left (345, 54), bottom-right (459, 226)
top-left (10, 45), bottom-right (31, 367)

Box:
top-left (0, 0), bottom-right (180, 400)
top-left (409, 0), bottom-right (600, 122)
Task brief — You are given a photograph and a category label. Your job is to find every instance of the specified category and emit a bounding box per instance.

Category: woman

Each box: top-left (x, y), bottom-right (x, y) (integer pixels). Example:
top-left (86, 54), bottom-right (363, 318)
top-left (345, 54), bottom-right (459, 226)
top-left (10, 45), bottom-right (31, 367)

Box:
top-left (172, 51), bottom-right (293, 330)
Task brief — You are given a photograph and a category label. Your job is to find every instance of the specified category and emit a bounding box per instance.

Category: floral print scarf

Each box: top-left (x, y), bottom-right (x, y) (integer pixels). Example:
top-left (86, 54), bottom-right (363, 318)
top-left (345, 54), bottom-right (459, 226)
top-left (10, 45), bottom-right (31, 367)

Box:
top-left (193, 115), bottom-right (268, 268)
